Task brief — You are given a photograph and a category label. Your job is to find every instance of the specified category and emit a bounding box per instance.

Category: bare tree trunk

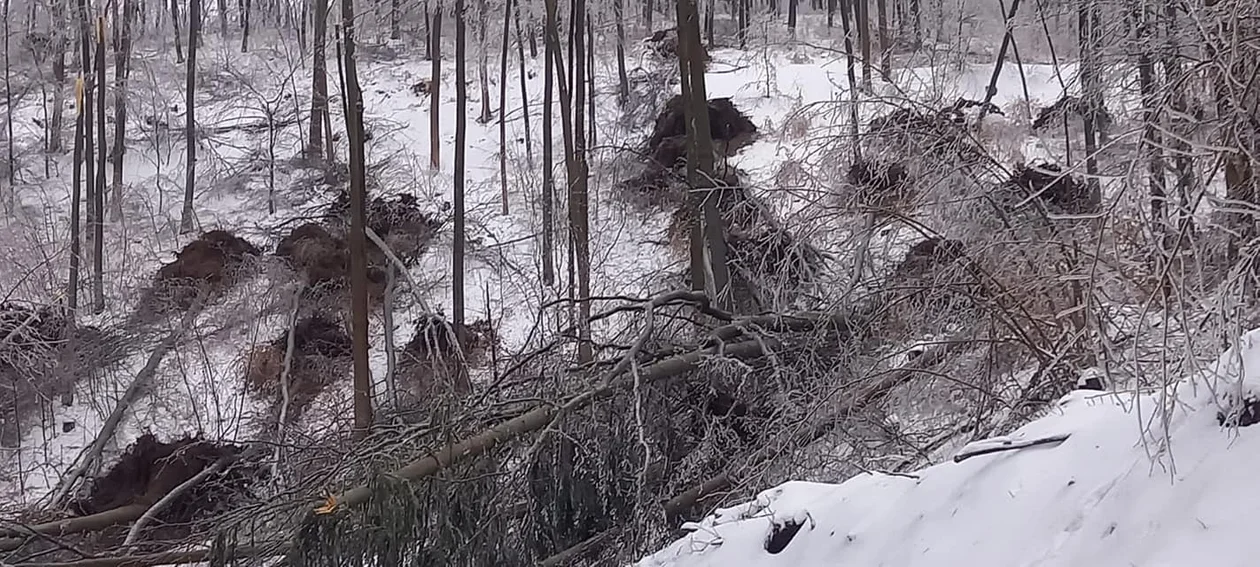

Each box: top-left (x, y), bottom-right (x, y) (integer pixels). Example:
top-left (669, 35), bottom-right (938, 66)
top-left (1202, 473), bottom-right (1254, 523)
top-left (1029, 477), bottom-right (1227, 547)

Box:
top-left (424, 0), bottom-right (432, 58)
top-left (170, 0), bottom-right (184, 62)
top-left (586, 15), bottom-right (594, 147)
top-left (76, 0), bottom-right (97, 290)
top-left (513, 0), bottom-right (532, 162)
top-left (430, 1), bottom-right (442, 169)
top-left (788, 0), bottom-right (797, 36)
top-left (50, 0), bottom-right (67, 154)
top-left (217, 0), bottom-right (228, 37)
top-left (342, 0), bottom-right (374, 439)
top-left (179, 0), bottom-right (199, 233)
top-left (3, 0), bottom-right (11, 199)
top-left (645, 0), bottom-right (653, 30)
top-left (1076, 0), bottom-right (1102, 208)
top-left (614, 0), bottom-right (629, 105)
top-left (857, 0), bottom-right (871, 86)
top-left (390, 0), bottom-right (399, 38)
top-left (738, 0), bottom-right (747, 48)
top-left (876, 0), bottom-right (890, 77)
top-left (69, 79), bottom-right (84, 312)
top-left (1161, 0), bottom-right (1194, 232)
top-left (308, 0), bottom-right (328, 157)
top-left (541, 0), bottom-right (555, 286)
top-left (571, 0), bottom-right (592, 363)
top-left (677, 0), bottom-right (731, 308)
top-left (499, 0), bottom-right (511, 214)
top-left (1132, 0), bottom-right (1164, 226)
top-left (111, 0), bottom-right (134, 221)
top-left (92, 17), bottom-right (105, 313)
top-left (454, 0), bottom-right (467, 327)
top-left (839, 0), bottom-right (860, 159)
top-left (477, 0), bottom-right (492, 124)
top-left (241, 0), bottom-right (251, 50)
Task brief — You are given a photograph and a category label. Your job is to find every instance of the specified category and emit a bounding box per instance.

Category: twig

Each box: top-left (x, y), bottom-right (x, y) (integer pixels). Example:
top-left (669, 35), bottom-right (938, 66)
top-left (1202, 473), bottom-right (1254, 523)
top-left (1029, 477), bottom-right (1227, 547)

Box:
top-left (4, 544), bottom-right (284, 567)
top-left (538, 527), bottom-right (621, 566)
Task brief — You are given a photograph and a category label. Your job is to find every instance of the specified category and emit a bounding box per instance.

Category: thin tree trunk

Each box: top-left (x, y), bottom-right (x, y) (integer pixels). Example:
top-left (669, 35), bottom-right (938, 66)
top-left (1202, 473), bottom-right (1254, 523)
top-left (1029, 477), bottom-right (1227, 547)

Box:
top-left (614, 0), bottom-right (629, 105)
top-left (69, 78), bottom-right (84, 313)
top-left (541, 0), bottom-right (555, 286)
top-left (839, 0), bottom-right (860, 159)
top-left (453, 0), bottom-right (467, 328)
top-left (477, 0), bottom-right (491, 124)
top-left (1076, 0), bottom-right (1101, 208)
top-left (430, 1), bottom-right (443, 169)
top-left (586, 15), bottom-right (594, 147)
top-left (788, 0), bottom-right (797, 36)
top-left (645, 0), bottom-right (653, 30)
top-left (92, 17), bottom-right (105, 314)
top-left (111, 0), bottom-right (134, 221)
top-left (513, 0), bottom-right (533, 162)
top-left (241, 0), bottom-right (251, 50)
top-left (342, 0), bottom-right (374, 439)
top-left (50, 1), bottom-right (67, 154)
top-left (77, 0), bottom-right (96, 287)
top-left (499, 0), bottom-right (512, 214)
top-left (978, 0), bottom-right (1021, 116)
top-left (1133, 0), bottom-right (1164, 226)
top-left (390, 0), bottom-right (399, 38)
top-left (217, 0), bottom-right (228, 37)
top-left (180, 0), bottom-right (199, 233)
top-left (876, 0), bottom-right (890, 76)
top-left (571, 0), bottom-right (592, 363)
top-left (308, 0), bottom-right (328, 157)
top-left (1161, 0), bottom-right (1193, 231)
top-left (170, 0), bottom-right (184, 62)
top-left (857, 0), bottom-right (871, 86)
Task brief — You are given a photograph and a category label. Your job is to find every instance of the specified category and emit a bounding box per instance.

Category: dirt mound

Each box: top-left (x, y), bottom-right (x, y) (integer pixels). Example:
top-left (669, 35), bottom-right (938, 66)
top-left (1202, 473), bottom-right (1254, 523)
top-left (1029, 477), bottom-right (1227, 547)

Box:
top-left (1001, 162), bottom-right (1098, 215)
top-left (1031, 95), bottom-right (1114, 133)
top-left (276, 223), bottom-right (347, 285)
top-left (864, 104), bottom-right (985, 162)
top-left (70, 434), bottom-right (256, 542)
top-left (325, 191), bottom-right (443, 267)
top-left (398, 315), bottom-right (498, 402)
top-left (646, 96), bottom-right (758, 160)
top-left (0, 304), bottom-right (119, 447)
top-left (149, 230), bottom-right (261, 310)
top-left (891, 237), bottom-right (967, 279)
top-left (845, 160), bottom-right (914, 211)
top-left (244, 315), bottom-right (354, 422)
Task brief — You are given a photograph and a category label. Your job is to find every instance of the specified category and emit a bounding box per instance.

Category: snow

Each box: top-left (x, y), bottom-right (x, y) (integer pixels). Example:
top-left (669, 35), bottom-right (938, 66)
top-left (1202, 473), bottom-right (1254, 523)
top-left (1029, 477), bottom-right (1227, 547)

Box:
top-left (640, 330), bottom-right (1260, 567)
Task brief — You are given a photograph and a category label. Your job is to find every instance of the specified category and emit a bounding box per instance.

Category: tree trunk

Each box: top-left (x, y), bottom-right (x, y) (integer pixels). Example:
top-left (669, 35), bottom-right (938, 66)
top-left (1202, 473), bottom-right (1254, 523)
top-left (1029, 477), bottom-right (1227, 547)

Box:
top-left (571, 0), bottom-right (592, 363)
top-left (788, 0), bottom-right (797, 36)
top-left (50, 0), bottom-right (67, 154)
top-left (170, 0), bottom-right (184, 62)
top-left (645, 0), bottom-right (653, 30)
top-left (77, 0), bottom-right (96, 284)
top-left (513, 0), bottom-right (533, 162)
top-left (217, 0), bottom-right (228, 37)
top-left (92, 17), bottom-right (105, 314)
top-left (499, 0), bottom-right (512, 214)
top-left (454, 0), bottom-right (467, 327)
top-left (614, 0), bottom-right (629, 105)
top-left (111, 0), bottom-right (134, 221)
top-left (69, 78), bottom-right (84, 312)
top-left (541, 0), bottom-right (555, 287)
top-left (390, 0), bottom-right (399, 38)
top-left (827, 0), bottom-right (835, 27)
top-left (839, 0), bottom-right (860, 159)
top-left (857, 0), bottom-right (871, 86)
top-left (309, 0), bottom-right (328, 157)
top-left (241, 0), bottom-right (251, 50)
top-left (342, 0), bottom-right (374, 440)
top-left (180, 0), bottom-right (199, 233)
top-left (1076, 0), bottom-right (1102, 208)
top-left (677, 0), bottom-right (731, 308)
top-left (586, 15), bottom-right (594, 147)
top-left (430, 1), bottom-right (442, 169)
top-left (1161, 0), bottom-right (1193, 232)
top-left (876, 0), bottom-right (890, 77)
top-left (477, 0), bottom-right (492, 124)
top-left (738, 0), bottom-right (747, 48)
top-left (1132, 0), bottom-right (1164, 227)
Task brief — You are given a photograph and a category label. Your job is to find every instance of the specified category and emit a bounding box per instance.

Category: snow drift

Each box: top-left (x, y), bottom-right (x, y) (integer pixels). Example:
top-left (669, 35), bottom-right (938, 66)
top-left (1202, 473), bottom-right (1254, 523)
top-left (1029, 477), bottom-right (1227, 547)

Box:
top-left (640, 329), bottom-right (1260, 567)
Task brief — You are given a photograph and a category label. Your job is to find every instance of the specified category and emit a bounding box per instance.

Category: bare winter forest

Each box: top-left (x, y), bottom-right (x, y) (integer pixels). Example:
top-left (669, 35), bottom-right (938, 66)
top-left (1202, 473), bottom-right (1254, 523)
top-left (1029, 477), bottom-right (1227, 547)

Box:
top-left (0, 0), bottom-right (1256, 562)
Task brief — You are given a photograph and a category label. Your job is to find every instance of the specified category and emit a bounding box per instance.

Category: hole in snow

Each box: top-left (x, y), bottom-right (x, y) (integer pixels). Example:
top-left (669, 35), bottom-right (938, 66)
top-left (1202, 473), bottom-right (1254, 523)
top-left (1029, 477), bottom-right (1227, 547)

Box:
top-left (765, 518), bottom-right (805, 554)
top-left (1218, 394), bottom-right (1260, 428)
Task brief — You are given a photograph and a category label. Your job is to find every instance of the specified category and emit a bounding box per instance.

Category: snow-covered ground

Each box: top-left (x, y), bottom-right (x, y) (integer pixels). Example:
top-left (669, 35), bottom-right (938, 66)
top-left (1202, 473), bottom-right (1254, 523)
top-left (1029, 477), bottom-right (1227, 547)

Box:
top-left (641, 328), bottom-right (1258, 567)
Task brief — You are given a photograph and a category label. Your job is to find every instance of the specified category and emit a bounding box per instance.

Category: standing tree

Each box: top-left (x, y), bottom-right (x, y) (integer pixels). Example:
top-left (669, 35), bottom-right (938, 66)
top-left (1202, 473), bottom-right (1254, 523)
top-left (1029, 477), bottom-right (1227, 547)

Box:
top-left (75, 0), bottom-right (96, 296)
top-left (453, 0), bottom-right (467, 328)
top-left (1076, 0), bottom-right (1102, 206)
top-left (170, 0), bottom-right (185, 63)
top-left (69, 77), bottom-right (85, 313)
top-left (789, 0), bottom-right (797, 36)
top-left (540, 0), bottom-right (555, 286)
top-left (49, 0), bottom-right (67, 153)
top-left (111, 0), bottom-right (135, 220)
top-left (342, 0), bottom-right (374, 439)
top-left (876, 0), bottom-right (890, 77)
top-left (179, 0), bottom-right (200, 233)
top-left (308, 0), bottom-right (329, 158)
top-left (570, 0), bottom-right (592, 363)
top-left (857, 0), bottom-right (872, 86)
top-left (677, 0), bottom-right (730, 306)
top-left (476, 0), bottom-right (491, 124)
top-left (390, 0), bottom-right (400, 38)
top-left (92, 17), bottom-right (105, 313)
top-left (431, 1), bottom-right (443, 169)
top-left (241, 0), bottom-right (251, 50)
top-left (614, 0), bottom-right (629, 105)
top-left (498, 0), bottom-right (512, 214)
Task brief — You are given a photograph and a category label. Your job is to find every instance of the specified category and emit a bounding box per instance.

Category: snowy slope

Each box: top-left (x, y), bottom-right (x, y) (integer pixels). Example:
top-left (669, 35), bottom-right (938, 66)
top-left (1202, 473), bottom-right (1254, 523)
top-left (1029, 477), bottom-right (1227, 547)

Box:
top-left (640, 330), bottom-right (1260, 567)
